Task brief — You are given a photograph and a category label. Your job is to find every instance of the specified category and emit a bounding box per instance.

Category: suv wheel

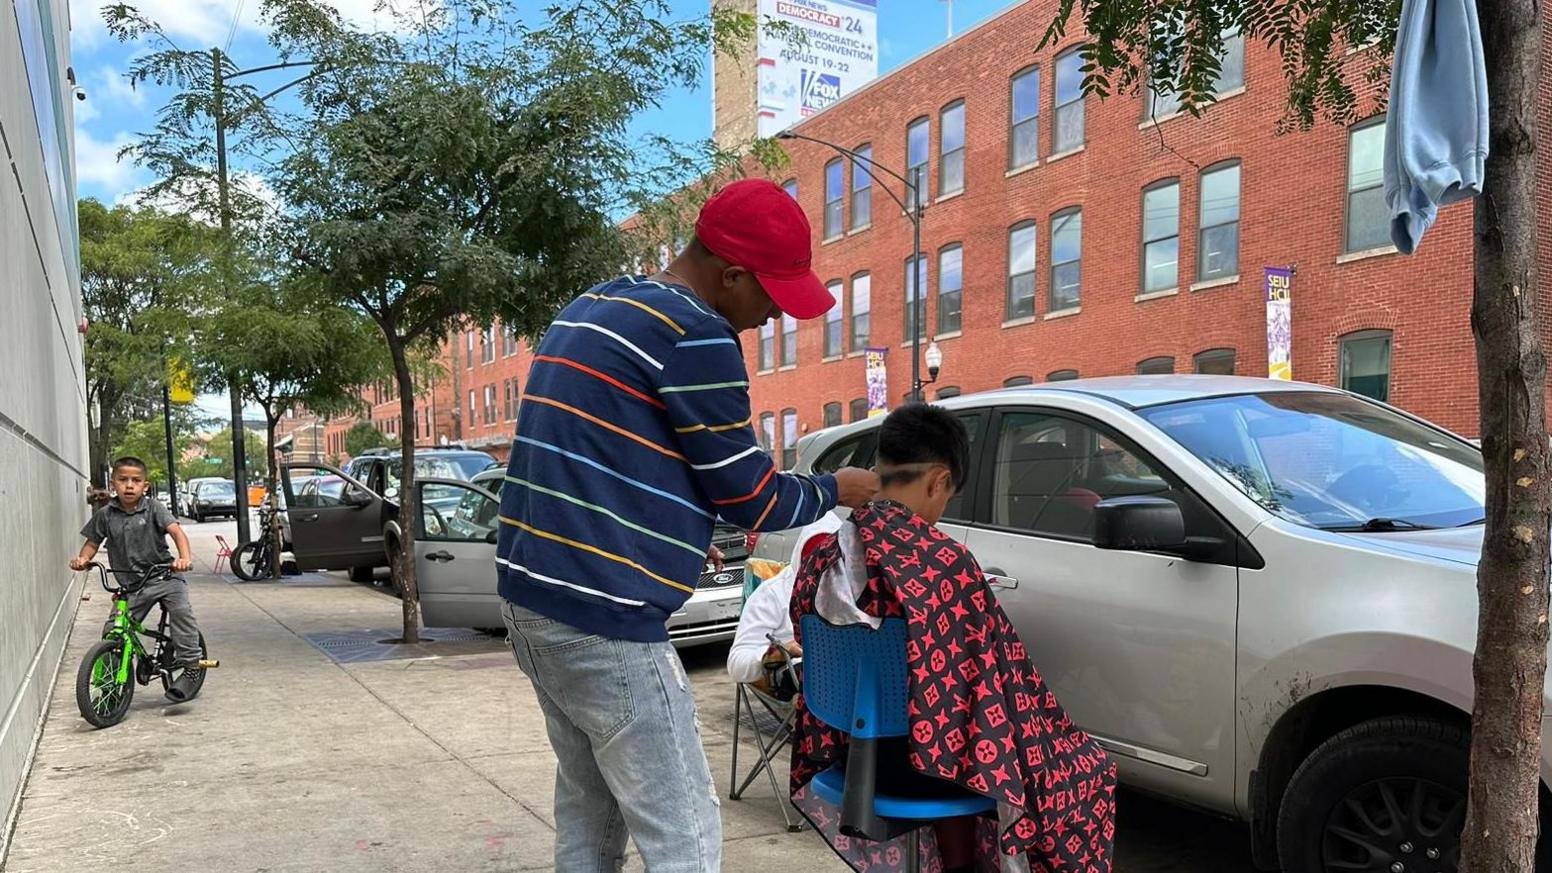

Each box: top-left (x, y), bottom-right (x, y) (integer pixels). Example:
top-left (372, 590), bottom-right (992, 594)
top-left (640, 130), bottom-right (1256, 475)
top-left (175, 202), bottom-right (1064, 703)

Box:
top-left (1278, 716), bottom-right (1465, 873)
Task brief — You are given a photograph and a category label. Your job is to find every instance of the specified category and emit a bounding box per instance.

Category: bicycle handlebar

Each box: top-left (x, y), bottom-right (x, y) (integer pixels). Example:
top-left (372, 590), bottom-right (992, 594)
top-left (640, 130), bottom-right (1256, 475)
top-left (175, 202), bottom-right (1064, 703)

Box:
top-left (84, 561), bottom-right (174, 593)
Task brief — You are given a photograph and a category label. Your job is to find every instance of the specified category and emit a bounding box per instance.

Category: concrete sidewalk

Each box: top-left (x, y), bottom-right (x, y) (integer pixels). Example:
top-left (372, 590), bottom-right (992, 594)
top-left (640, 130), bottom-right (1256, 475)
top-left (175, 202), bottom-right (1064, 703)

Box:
top-left (2, 522), bottom-right (1256, 872)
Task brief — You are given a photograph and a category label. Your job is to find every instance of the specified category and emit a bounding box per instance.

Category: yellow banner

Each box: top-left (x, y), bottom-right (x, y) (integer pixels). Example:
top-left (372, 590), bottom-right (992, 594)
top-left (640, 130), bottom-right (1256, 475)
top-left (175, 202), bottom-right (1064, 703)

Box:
top-left (169, 358), bottom-right (195, 404)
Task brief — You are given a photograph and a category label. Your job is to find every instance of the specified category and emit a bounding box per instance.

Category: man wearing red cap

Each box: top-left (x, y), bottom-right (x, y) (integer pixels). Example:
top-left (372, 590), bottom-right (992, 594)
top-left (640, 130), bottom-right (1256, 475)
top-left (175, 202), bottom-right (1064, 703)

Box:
top-left (496, 178), bottom-right (879, 871)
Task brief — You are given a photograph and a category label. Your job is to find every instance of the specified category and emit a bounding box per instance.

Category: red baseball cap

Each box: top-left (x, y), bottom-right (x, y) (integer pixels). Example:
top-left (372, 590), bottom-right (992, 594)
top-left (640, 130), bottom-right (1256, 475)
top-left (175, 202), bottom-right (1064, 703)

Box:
top-left (695, 178), bottom-right (835, 320)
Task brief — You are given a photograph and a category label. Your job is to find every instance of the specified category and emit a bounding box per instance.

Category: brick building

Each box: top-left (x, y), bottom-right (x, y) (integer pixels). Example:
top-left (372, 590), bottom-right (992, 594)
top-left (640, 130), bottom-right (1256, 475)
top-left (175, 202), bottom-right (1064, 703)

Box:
top-left (736, 0), bottom-right (1496, 463)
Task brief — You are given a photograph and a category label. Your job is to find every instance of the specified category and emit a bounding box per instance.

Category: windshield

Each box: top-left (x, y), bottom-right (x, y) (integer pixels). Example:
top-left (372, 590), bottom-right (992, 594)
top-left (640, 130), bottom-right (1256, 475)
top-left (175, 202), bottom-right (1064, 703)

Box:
top-left (1140, 392), bottom-right (1484, 530)
top-left (383, 454), bottom-right (490, 493)
top-left (202, 481), bottom-right (236, 497)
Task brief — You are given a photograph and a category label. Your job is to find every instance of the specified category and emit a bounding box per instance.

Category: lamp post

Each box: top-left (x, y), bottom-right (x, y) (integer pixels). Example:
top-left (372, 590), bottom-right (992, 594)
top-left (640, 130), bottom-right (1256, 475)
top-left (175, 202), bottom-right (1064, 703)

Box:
top-left (774, 130), bottom-right (930, 402)
top-left (918, 341), bottom-right (943, 398)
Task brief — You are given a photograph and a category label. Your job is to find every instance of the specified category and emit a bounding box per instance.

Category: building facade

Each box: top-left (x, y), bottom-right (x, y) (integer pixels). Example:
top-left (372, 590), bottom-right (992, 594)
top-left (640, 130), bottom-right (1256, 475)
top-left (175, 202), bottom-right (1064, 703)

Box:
top-left (739, 1), bottom-right (1491, 461)
top-left (2, 0), bottom-right (89, 842)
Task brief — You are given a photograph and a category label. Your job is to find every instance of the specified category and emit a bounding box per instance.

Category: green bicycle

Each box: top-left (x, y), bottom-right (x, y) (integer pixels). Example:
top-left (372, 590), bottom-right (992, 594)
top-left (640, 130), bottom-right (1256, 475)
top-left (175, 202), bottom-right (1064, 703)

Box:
top-left (75, 563), bottom-right (218, 728)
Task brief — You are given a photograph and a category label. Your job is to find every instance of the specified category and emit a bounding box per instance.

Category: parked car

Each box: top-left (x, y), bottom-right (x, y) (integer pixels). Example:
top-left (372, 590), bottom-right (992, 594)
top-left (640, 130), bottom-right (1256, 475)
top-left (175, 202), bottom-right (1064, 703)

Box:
top-left (343, 446), bottom-right (496, 500)
top-left (279, 462), bottom-right (749, 647)
top-left (178, 477), bottom-right (225, 518)
top-left (752, 375), bottom-right (1549, 869)
top-left (187, 479), bottom-right (237, 523)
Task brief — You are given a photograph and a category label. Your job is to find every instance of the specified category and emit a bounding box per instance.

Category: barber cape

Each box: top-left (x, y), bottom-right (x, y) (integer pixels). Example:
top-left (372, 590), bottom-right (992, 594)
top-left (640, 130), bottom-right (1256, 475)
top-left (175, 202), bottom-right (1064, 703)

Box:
top-left (789, 501), bottom-right (1117, 873)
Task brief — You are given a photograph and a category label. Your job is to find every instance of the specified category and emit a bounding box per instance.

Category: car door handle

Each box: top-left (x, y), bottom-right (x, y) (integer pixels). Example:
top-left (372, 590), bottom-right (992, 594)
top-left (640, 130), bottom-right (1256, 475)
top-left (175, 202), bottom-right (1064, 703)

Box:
top-left (298, 513), bottom-right (319, 523)
top-left (426, 550), bottom-right (455, 562)
top-left (985, 567), bottom-right (1020, 590)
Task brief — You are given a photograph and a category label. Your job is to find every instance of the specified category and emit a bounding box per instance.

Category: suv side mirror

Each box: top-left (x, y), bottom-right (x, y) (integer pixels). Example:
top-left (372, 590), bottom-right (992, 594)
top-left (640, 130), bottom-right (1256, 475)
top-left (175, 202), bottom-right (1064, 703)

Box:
top-left (1092, 496), bottom-right (1186, 552)
top-left (485, 528), bottom-right (499, 545)
top-left (343, 487), bottom-right (374, 508)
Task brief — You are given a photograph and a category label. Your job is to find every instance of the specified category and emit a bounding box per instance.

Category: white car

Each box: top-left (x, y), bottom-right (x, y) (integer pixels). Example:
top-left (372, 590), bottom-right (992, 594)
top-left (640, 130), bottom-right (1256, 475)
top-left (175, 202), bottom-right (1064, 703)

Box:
top-left (752, 375), bottom-right (1550, 869)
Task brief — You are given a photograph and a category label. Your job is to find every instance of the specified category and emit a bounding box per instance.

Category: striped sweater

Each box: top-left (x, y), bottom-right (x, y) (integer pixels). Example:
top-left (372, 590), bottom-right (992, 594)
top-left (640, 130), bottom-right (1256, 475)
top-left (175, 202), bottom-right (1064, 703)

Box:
top-left (496, 276), bottom-right (840, 642)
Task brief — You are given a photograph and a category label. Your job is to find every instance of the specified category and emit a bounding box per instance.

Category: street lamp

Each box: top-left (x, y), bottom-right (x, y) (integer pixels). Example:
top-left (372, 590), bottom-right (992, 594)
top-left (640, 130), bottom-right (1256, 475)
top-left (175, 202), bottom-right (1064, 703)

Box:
top-left (774, 130), bottom-right (929, 401)
top-left (919, 341), bottom-right (943, 397)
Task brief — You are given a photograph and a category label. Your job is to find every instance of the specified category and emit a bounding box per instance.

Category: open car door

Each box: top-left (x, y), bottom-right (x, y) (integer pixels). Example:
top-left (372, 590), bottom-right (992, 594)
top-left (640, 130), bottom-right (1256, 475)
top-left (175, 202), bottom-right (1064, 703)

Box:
top-left (415, 478), bottom-right (503, 629)
top-left (280, 463), bottom-right (387, 571)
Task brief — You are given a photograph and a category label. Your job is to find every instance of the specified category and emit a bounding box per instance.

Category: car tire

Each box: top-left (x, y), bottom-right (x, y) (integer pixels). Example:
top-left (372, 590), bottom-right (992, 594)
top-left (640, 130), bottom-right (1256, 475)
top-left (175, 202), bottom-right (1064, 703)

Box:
top-left (348, 566), bottom-right (375, 583)
top-left (1277, 716), bottom-right (1469, 872)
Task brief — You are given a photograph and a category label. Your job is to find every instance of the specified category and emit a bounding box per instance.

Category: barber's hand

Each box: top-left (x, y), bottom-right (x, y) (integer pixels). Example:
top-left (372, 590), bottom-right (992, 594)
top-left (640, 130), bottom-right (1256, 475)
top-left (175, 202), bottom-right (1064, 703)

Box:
top-left (833, 467), bottom-right (881, 509)
top-left (705, 545), bottom-right (725, 573)
top-left (173, 557), bottom-right (193, 573)
top-left (69, 557), bottom-right (89, 572)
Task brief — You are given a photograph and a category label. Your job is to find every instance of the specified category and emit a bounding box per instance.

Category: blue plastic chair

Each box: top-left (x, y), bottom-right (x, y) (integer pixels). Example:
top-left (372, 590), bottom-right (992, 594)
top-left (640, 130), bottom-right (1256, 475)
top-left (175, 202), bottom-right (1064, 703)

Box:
top-left (799, 615), bottom-right (996, 871)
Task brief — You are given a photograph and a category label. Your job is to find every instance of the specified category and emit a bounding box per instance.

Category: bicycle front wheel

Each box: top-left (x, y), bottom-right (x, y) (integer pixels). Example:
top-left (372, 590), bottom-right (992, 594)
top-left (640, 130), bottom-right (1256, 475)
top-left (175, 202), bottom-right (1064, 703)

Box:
top-left (230, 540), bottom-right (272, 581)
top-left (76, 640), bottom-right (134, 728)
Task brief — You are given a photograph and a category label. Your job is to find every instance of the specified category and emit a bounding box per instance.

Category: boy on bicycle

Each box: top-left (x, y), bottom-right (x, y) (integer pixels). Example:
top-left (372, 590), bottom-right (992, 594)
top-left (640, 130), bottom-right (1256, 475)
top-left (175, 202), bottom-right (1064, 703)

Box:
top-left (69, 456), bottom-right (203, 702)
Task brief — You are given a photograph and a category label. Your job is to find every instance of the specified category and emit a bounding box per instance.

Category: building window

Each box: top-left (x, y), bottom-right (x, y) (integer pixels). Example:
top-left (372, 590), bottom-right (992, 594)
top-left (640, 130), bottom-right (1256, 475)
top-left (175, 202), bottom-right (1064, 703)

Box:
top-left (824, 159), bottom-right (844, 239)
top-left (907, 117), bottom-right (929, 210)
top-left (1340, 330), bottom-right (1393, 401)
top-left (1142, 179), bottom-right (1181, 293)
top-left (1004, 375), bottom-right (1034, 387)
top-left (937, 244), bottom-right (963, 335)
top-left (1010, 66), bottom-right (1040, 170)
top-left (1054, 49), bottom-right (1086, 152)
top-left (849, 398), bottom-right (868, 422)
top-left (503, 380), bottom-right (512, 421)
top-left (823, 402), bottom-right (842, 428)
top-left (824, 280), bottom-right (844, 358)
top-left (937, 386), bottom-right (962, 399)
top-left (759, 412), bottom-right (776, 454)
top-left (468, 390), bottom-right (476, 424)
top-left (1346, 118), bottom-right (1389, 252)
top-left (481, 327), bottom-right (496, 364)
top-left (465, 331), bottom-right (474, 368)
top-left (939, 100), bottom-right (965, 197)
top-left (503, 325), bottom-right (519, 357)
top-left (1047, 369), bottom-right (1079, 382)
top-left (1194, 348), bottom-right (1237, 375)
top-left (1006, 221), bottom-right (1037, 320)
top-left (851, 144), bottom-right (873, 229)
top-left (782, 178), bottom-right (798, 201)
top-left (1137, 356), bottom-right (1175, 375)
top-left (758, 321), bottom-right (775, 371)
top-left (1199, 161), bottom-right (1241, 281)
top-left (904, 254), bottom-right (927, 342)
top-left (1050, 207), bottom-right (1082, 311)
top-left (485, 385), bottom-right (497, 424)
top-left (1145, 28), bottom-right (1246, 118)
top-left (781, 313), bottom-right (797, 367)
top-left (781, 409), bottom-right (799, 469)
top-left (850, 272), bottom-right (871, 351)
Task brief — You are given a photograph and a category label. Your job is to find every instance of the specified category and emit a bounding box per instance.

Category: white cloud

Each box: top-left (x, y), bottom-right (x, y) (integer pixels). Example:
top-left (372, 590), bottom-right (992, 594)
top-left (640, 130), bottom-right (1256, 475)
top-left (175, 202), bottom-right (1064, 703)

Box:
top-left (73, 96), bottom-right (100, 125)
top-left (95, 65), bottom-right (147, 109)
top-left (72, 0), bottom-right (433, 51)
top-left (74, 127), bottom-right (148, 199)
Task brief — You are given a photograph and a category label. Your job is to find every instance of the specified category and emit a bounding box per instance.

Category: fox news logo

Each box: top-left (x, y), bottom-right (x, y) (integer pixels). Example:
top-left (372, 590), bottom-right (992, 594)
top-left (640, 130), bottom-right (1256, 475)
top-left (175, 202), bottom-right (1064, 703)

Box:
top-left (800, 69), bottom-right (842, 114)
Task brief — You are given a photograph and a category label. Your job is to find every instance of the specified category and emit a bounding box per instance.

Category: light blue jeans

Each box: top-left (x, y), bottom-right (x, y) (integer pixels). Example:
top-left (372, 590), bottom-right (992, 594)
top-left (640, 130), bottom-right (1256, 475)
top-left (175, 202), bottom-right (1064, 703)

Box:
top-left (503, 601), bottom-right (722, 872)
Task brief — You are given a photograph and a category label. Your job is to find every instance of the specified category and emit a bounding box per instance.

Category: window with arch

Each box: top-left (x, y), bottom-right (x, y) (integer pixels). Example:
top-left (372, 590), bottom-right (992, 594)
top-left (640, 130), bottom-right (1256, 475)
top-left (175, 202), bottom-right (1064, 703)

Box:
top-left (1050, 207), bottom-right (1082, 311)
top-left (936, 386), bottom-right (962, 399)
top-left (1047, 369), bottom-right (1080, 382)
top-left (907, 116), bottom-right (929, 209)
top-left (823, 158), bottom-right (845, 239)
top-left (1010, 66), bottom-right (1040, 169)
top-left (1194, 348), bottom-right (1237, 375)
top-left (759, 412), bottom-right (776, 454)
top-left (849, 398), bottom-right (868, 422)
top-left (1145, 27), bottom-right (1246, 118)
top-left (824, 280), bottom-right (844, 358)
top-left (781, 313), bottom-right (797, 367)
top-left (782, 178), bottom-right (799, 201)
top-left (1008, 221), bottom-right (1038, 320)
top-left (904, 254), bottom-right (928, 342)
top-left (1136, 356), bottom-right (1175, 375)
top-left (758, 320), bottom-right (775, 371)
top-left (1340, 330), bottom-right (1393, 401)
top-left (851, 144), bottom-right (873, 229)
top-left (1199, 161), bottom-right (1242, 281)
top-left (781, 408), bottom-right (799, 469)
top-left (1004, 375), bottom-right (1034, 387)
top-left (850, 272), bottom-right (871, 351)
top-left (940, 100), bottom-right (966, 197)
top-left (1054, 49), bottom-right (1086, 152)
top-left (1142, 179), bottom-right (1181, 292)
top-left (1346, 118), bottom-right (1389, 252)
top-left (938, 243), bottom-right (963, 335)
top-left (823, 402), bottom-right (843, 428)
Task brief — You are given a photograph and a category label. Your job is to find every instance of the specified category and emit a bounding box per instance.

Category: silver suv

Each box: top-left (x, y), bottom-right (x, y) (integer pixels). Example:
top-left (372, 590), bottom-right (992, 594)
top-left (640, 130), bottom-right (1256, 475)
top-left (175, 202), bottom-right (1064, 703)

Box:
top-left (753, 375), bottom-right (1549, 870)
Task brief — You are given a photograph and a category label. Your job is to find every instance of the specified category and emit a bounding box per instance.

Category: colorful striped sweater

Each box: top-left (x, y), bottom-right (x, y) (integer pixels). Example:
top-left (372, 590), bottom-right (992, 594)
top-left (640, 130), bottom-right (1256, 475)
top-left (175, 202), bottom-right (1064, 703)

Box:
top-left (496, 276), bottom-right (840, 642)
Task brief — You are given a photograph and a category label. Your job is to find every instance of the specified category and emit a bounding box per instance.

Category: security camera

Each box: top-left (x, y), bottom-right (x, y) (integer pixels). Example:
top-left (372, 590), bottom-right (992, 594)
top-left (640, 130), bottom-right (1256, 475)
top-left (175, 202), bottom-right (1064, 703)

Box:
top-left (74, 87), bottom-right (86, 102)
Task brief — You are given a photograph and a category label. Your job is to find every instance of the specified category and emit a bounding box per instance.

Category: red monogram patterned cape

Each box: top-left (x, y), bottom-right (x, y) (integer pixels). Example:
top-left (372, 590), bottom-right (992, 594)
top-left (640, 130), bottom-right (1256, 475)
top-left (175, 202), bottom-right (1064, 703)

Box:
top-left (788, 502), bottom-right (1117, 873)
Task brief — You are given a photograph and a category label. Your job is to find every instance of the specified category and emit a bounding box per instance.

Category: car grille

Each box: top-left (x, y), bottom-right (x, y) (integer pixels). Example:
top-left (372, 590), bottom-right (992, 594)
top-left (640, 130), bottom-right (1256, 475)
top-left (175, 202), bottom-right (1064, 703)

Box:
top-left (698, 565), bottom-right (745, 591)
top-left (711, 527), bottom-right (749, 563)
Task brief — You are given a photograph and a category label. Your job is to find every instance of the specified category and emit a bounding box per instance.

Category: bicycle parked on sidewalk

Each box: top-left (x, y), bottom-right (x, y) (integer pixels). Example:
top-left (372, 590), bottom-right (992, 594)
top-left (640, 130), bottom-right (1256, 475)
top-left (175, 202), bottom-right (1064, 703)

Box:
top-left (75, 562), bottom-right (219, 728)
top-left (230, 503), bottom-right (282, 581)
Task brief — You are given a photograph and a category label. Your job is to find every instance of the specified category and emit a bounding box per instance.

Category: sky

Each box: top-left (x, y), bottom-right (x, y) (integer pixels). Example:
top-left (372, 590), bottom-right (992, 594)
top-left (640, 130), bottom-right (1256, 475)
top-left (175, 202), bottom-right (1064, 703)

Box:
top-left (67, 0), bottom-right (1020, 424)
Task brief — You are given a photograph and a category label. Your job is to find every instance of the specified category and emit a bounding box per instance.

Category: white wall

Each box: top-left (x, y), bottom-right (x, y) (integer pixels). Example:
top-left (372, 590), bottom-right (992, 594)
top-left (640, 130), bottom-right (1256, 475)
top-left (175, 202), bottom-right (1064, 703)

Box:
top-left (0, 0), bottom-right (89, 847)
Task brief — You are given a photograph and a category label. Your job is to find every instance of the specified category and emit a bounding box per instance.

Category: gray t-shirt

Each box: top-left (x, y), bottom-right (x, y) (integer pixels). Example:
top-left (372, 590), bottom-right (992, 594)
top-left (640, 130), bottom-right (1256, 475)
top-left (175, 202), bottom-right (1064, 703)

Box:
top-left (81, 498), bottom-right (177, 576)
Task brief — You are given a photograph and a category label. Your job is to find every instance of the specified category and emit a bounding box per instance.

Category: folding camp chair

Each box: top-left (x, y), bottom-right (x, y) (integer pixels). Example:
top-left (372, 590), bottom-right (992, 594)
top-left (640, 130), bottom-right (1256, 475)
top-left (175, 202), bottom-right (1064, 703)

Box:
top-left (728, 634), bottom-right (804, 832)
top-left (212, 535), bottom-right (235, 574)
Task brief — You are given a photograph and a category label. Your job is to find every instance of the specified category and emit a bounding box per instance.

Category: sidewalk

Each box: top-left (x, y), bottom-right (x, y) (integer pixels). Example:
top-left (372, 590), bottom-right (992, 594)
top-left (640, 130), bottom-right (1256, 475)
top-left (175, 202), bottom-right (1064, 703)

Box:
top-left (2, 524), bottom-right (1255, 872)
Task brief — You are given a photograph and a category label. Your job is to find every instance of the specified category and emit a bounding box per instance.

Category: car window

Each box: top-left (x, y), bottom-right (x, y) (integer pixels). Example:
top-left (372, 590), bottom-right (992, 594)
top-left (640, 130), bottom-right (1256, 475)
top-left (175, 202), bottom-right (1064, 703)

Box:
top-left (421, 482), bottom-right (498, 541)
top-left (941, 412), bottom-right (983, 523)
top-left (812, 434), bottom-right (869, 475)
top-left (284, 466), bottom-right (356, 508)
top-left (990, 411), bottom-right (1170, 539)
top-left (384, 456), bottom-right (481, 498)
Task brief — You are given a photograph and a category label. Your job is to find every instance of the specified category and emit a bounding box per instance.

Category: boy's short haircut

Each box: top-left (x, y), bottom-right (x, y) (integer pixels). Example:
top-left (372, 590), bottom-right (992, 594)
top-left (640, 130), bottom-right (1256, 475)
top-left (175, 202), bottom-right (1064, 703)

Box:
top-left (876, 403), bottom-right (970, 490)
top-left (111, 456), bottom-right (149, 476)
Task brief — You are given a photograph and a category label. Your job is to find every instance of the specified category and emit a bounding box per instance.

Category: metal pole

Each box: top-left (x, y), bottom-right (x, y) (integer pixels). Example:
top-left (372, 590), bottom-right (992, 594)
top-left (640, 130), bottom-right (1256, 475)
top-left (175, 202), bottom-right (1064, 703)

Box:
top-left (910, 166), bottom-right (922, 403)
top-left (213, 48), bottom-right (252, 544)
top-left (162, 382), bottom-right (178, 513)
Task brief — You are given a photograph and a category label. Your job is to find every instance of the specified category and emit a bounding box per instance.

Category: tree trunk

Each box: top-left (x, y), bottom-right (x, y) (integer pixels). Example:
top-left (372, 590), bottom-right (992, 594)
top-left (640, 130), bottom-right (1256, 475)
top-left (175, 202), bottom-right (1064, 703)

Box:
top-left (90, 385), bottom-right (119, 488)
top-left (1461, 0), bottom-right (1547, 870)
top-left (388, 337), bottom-right (423, 644)
top-left (266, 414), bottom-right (283, 580)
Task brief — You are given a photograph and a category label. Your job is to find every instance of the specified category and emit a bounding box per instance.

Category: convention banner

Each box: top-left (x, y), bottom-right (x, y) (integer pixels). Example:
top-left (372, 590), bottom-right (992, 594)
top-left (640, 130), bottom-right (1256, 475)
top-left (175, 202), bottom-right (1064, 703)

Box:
top-left (864, 346), bottom-right (888, 417)
top-left (1265, 266), bottom-right (1293, 381)
top-left (757, 0), bottom-right (879, 136)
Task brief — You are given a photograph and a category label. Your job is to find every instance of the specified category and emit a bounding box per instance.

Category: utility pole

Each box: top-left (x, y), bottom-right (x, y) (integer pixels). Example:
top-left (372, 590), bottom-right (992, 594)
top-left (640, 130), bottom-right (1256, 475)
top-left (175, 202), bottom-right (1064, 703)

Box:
top-left (161, 382), bottom-right (178, 513)
top-left (213, 47), bottom-right (252, 545)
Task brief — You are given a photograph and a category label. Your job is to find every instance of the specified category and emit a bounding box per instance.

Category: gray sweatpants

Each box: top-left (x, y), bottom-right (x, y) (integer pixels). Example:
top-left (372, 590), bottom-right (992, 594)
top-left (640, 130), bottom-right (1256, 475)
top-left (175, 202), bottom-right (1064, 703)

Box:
top-left (104, 576), bottom-right (202, 666)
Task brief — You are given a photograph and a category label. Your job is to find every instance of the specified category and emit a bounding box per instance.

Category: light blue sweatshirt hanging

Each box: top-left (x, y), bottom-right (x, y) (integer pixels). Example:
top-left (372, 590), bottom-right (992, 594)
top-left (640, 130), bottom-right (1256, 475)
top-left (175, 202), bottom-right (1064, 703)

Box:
top-left (1383, 0), bottom-right (1489, 254)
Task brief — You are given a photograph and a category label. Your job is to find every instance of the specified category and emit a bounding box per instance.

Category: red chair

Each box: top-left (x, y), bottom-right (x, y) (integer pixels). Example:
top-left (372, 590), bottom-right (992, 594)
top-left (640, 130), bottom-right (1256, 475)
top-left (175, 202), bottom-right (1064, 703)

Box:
top-left (212, 536), bottom-right (235, 573)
